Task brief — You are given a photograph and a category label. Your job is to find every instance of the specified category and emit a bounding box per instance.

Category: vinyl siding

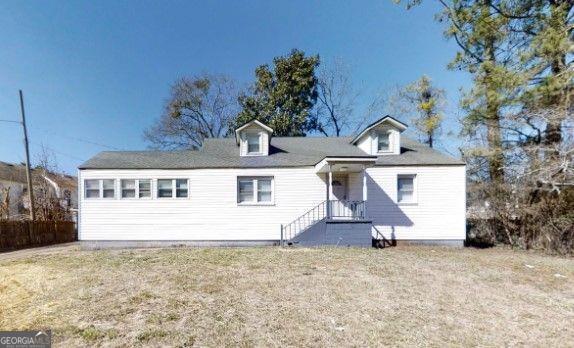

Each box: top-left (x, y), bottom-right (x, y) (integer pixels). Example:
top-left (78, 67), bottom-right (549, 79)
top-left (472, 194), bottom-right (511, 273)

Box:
top-left (366, 165), bottom-right (466, 240)
top-left (79, 164), bottom-right (465, 242)
top-left (79, 167), bottom-right (325, 240)
top-left (356, 127), bottom-right (401, 155)
top-left (239, 124), bottom-right (270, 156)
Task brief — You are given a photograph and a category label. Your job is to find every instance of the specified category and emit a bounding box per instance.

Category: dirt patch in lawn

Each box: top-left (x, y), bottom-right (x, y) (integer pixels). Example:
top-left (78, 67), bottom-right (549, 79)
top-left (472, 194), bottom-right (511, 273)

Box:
top-left (0, 246), bottom-right (572, 347)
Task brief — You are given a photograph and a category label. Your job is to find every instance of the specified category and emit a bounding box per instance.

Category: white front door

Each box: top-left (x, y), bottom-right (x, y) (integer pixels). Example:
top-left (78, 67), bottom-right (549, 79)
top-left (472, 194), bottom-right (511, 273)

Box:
top-left (331, 174), bottom-right (347, 201)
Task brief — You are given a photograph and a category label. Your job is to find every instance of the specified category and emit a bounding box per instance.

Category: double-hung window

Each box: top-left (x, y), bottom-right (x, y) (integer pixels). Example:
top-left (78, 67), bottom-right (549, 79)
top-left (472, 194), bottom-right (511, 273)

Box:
top-left (157, 179), bottom-right (188, 198)
top-left (377, 132), bottom-right (390, 152)
top-left (120, 179), bottom-right (152, 199)
top-left (397, 175), bottom-right (416, 204)
top-left (246, 133), bottom-right (261, 154)
top-left (138, 180), bottom-right (151, 198)
top-left (238, 177), bottom-right (273, 204)
top-left (84, 179), bottom-right (101, 198)
top-left (84, 179), bottom-right (116, 199)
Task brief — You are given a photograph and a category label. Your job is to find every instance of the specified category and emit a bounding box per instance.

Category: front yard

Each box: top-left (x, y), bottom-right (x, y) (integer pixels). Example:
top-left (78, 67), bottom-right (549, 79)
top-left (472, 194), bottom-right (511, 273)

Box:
top-left (0, 245), bottom-right (572, 347)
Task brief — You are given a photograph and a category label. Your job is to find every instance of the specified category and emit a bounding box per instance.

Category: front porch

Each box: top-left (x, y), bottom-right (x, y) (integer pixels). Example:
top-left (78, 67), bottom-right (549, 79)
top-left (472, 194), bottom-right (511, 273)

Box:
top-left (281, 156), bottom-right (377, 246)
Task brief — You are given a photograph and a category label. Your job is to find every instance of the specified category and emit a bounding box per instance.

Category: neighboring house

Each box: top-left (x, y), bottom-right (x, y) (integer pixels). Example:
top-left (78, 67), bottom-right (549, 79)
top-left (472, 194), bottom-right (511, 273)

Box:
top-left (78, 116), bottom-right (466, 247)
top-left (0, 161), bottom-right (78, 220)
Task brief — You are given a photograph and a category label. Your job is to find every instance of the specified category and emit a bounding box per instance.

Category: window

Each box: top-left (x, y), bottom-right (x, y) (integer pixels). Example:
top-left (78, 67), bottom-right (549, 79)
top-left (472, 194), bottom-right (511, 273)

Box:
top-left (238, 179), bottom-right (254, 203)
top-left (157, 179), bottom-right (173, 198)
top-left (85, 179), bottom-right (100, 198)
top-left (257, 178), bottom-right (272, 202)
top-left (246, 133), bottom-right (261, 154)
top-left (397, 175), bottom-right (416, 204)
top-left (139, 180), bottom-right (151, 198)
top-left (120, 179), bottom-right (151, 199)
top-left (102, 179), bottom-right (115, 198)
top-left (377, 132), bottom-right (390, 152)
top-left (238, 177), bottom-right (273, 204)
top-left (84, 179), bottom-right (115, 199)
top-left (176, 179), bottom-right (188, 198)
top-left (121, 180), bottom-right (136, 198)
top-left (157, 179), bottom-right (188, 198)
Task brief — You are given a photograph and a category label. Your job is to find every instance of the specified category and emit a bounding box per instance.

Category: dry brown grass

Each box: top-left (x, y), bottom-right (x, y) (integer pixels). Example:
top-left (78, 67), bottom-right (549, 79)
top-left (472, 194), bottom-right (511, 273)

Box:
top-left (0, 245), bottom-right (573, 347)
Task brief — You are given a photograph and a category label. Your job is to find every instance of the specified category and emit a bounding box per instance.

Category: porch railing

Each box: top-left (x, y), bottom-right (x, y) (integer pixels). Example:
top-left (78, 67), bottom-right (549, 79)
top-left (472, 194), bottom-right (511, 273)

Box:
top-left (328, 200), bottom-right (366, 219)
top-left (281, 200), bottom-right (366, 243)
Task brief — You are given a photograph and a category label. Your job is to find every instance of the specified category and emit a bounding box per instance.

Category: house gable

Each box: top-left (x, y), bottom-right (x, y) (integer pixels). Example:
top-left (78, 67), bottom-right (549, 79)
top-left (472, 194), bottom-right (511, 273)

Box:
top-left (234, 120), bottom-right (274, 157)
top-left (352, 116), bottom-right (407, 156)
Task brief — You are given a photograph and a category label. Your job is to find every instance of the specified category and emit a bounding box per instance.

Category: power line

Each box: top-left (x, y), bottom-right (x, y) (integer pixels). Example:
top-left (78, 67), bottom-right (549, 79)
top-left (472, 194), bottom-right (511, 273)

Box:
top-left (29, 141), bottom-right (87, 162)
top-left (29, 126), bottom-right (125, 151)
top-left (0, 119), bottom-right (21, 124)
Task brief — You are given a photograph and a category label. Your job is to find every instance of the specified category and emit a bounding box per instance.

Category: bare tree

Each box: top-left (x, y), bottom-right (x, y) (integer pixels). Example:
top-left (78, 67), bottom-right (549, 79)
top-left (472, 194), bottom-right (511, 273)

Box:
top-left (0, 186), bottom-right (10, 221)
top-left (313, 60), bottom-right (358, 136)
top-left (32, 147), bottom-right (72, 221)
top-left (467, 107), bottom-right (574, 254)
top-left (144, 74), bottom-right (240, 149)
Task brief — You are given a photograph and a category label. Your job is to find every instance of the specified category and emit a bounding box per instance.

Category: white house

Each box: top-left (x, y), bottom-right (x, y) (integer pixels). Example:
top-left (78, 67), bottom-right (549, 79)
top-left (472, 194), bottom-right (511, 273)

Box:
top-left (78, 116), bottom-right (466, 248)
top-left (0, 161), bottom-right (77, 220)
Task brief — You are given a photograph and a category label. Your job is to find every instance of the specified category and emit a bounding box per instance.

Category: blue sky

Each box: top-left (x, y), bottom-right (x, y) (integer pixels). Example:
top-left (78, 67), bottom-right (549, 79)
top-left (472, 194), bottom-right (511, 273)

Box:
top-left (0, 0), bottom-right (470, 174)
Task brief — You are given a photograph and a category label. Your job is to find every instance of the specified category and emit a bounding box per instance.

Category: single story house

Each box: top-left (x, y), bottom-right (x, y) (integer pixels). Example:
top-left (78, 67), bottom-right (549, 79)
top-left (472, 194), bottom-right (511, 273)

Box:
top-left (78, 116), bottom-right (466, 248)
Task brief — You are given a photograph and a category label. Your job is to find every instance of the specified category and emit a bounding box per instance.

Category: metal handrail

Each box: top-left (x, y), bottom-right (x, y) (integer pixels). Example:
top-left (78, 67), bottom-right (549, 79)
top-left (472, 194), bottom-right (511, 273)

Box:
top-left (281, 200), bottom-right (366, 245)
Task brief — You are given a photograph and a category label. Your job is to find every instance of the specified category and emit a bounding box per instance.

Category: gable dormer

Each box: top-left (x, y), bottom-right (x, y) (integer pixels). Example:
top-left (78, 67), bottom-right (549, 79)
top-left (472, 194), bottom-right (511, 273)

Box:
top-left (351, 116), bottom-right (407, 156)
top-left (235, 120), bottom-right (274, 156)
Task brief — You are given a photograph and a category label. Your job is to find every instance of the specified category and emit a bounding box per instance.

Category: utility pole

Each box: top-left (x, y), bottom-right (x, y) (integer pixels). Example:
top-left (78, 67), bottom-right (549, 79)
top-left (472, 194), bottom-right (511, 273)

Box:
top-left (19, 90), bottom-right (35, 221)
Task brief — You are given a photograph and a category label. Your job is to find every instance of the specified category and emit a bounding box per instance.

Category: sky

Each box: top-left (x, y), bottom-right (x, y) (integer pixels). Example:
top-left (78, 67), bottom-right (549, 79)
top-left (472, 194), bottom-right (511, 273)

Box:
top-left (0, 0), bottom-right (471, 174)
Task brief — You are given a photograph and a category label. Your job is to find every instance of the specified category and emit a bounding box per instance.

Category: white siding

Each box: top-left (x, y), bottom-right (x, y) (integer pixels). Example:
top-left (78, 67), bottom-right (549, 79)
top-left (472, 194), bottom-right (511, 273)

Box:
top-left (356, 127), bottom-right (401, 155)
top-left (79, 167), bottom-right (325, 241)
top-left (239, 124), bottom-right (270, 156)
top-left (366, 165), bottom-right (466, 241)
top-left (79, 165), bottom-right (466, 242)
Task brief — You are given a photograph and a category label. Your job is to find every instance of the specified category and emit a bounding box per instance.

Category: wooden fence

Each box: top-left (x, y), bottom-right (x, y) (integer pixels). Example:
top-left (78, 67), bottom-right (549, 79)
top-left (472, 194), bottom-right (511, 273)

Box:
top-left (0, 221), bottom-right (76, 251)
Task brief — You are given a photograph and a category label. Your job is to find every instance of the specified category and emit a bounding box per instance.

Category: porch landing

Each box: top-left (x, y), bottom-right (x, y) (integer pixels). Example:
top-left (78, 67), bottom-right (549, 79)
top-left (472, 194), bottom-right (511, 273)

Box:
top-left (289, 219), bottom-right (373, 247)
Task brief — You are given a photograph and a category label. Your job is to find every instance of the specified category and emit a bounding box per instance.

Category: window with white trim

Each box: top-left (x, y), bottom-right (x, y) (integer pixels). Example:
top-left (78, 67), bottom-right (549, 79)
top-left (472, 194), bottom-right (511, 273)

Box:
top-left (238, 177), bottom-right (273, 204)
top-left (120, 179), bottom-right (151, 199)
top-left (397, 175), bottom-right (416, 203)
top-left (84, 179), bottom-right (116, 199)
top-left (377, 132), bottom-right (390, 152)
top-left (138, 179), bottom-right (151, 198)
top-left (157, 179), bottom-right (188, 198)
top-left (84, 179), bottom-right (100, 198)
top-left (246, 133), bottom-right (261, 154)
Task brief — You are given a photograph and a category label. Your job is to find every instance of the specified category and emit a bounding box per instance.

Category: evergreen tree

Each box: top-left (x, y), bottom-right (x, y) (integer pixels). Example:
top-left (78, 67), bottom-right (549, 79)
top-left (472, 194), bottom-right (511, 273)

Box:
top-left (233, 49), bottom-right (320, 136)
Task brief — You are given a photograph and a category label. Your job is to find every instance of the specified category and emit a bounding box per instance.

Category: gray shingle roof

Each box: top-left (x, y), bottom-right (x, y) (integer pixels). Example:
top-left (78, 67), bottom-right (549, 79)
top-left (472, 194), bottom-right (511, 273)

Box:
top-left (78, 136), bottom-right (464, 169)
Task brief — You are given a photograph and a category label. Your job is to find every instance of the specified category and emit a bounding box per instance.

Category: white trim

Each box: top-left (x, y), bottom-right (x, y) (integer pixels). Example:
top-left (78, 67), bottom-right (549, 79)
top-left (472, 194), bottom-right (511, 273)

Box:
top-left (245, 132), bottom-right (264, 156)
top-left (351, 115), bottom-right (407, 144)
top-left (237, 176), bottom-right (275, 206)
top-left (314, 157), bottom-right (377, 173)
top-left (84, 179), bottom-right (116, 199)
top-left (156, 178), bottom-right (189, 199)
top-left (376, 130), bottom-right (392, 154)
top-left (397, 174), bottom-right (417, 205)
top-left (235, 120), bottom-right (273, 144)
top-left (120, 179), bottom-right (152, 200)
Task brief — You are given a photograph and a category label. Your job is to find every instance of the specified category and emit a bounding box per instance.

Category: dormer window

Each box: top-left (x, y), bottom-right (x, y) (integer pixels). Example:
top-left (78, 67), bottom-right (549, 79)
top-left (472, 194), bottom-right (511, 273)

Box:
top-left (235, 120), bottom-right (274, 157)
top-left (247, 133), bottom-right (261, 154)
top-left (377, 132), bottom-right (390, 152)
top-left (350, 115), bottom-right (408, 156)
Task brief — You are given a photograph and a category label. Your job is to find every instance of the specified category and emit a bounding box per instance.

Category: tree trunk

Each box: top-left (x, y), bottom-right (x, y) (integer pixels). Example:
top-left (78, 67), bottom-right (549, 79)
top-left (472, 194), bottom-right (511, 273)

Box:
top-left (483, 3), bottom-right (505, 183)
top-left (543, 0), bottom-right (572, 157)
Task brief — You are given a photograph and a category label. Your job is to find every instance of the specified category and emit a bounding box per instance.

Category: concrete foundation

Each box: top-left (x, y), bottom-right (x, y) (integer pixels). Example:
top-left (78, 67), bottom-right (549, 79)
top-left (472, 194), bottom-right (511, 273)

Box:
top-left (80, 240), bottom-right (278, 250)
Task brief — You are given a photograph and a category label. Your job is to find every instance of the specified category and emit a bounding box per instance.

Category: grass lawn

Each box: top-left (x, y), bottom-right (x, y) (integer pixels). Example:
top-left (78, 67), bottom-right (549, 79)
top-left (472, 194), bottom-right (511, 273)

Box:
top-left (0, 245), bottom-right (573, 347)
